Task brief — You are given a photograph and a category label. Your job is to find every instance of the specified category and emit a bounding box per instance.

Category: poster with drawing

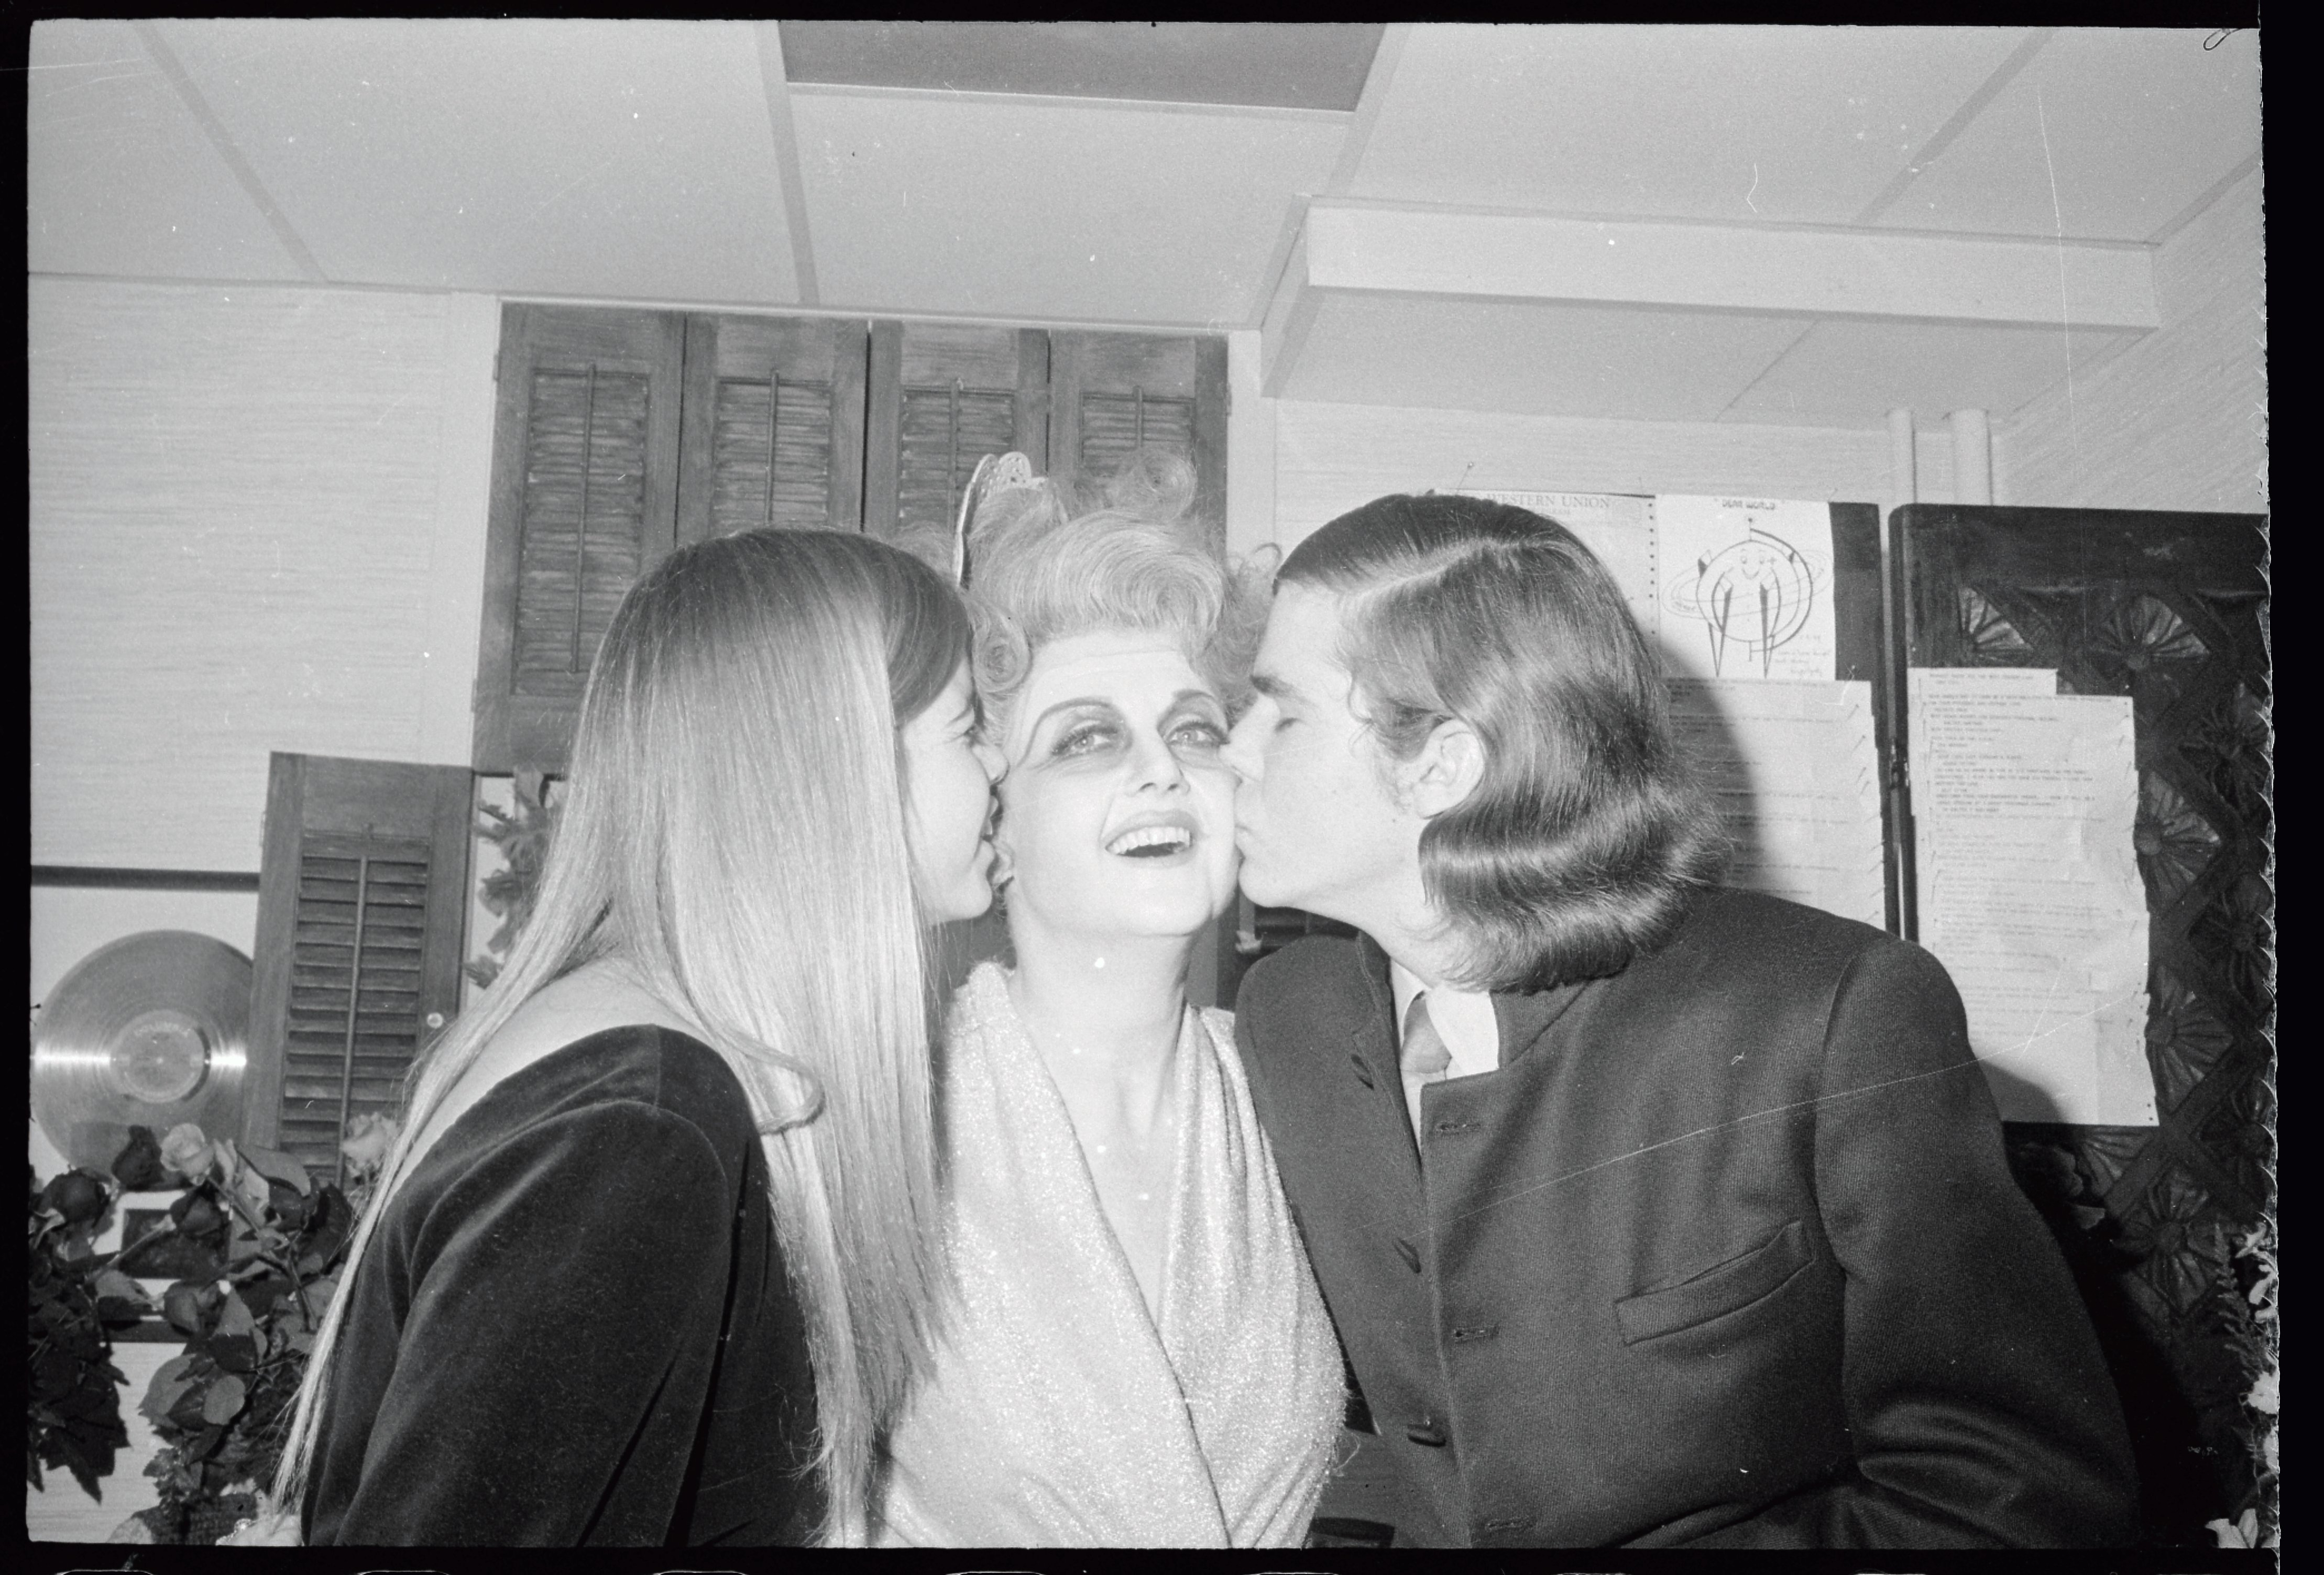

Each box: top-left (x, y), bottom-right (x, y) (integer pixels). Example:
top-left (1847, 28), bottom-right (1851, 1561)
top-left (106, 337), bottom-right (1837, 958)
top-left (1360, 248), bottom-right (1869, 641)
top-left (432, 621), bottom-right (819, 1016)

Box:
top-left (1653, 494), bottom-right (1835, 682)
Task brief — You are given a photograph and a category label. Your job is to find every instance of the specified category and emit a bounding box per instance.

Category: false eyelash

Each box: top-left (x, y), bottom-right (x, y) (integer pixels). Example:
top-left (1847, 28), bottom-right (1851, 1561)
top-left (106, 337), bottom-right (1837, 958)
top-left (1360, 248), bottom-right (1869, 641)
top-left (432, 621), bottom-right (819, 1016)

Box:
top-left (1052, 723), bottom-right (1120, 757)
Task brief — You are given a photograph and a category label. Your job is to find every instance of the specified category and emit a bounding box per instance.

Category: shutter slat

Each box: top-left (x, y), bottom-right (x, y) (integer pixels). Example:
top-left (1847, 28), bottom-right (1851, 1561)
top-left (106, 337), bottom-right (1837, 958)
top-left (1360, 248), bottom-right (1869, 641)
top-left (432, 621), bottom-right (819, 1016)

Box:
top-left (514, 365), bottom-right (652, 693)
top-left (257, 795), bottom-right (459, 1185)
top-left (1079, 392), bottom-right (1196, 479)
top-left (709, 378), bottom-right (838, 535)
top-left (897, 386), bottom-right (1019, 539)
top-left (252, 754), bottom-right (472, 1181)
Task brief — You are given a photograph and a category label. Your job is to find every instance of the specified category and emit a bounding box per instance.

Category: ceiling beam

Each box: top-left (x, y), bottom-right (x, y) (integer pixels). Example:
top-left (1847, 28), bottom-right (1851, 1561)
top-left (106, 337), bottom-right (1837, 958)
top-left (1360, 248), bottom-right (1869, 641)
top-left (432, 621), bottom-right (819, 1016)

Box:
top-left (1323, 21), bottom-right (1408, 197)
top-left (754, 21), bottom-right (820, 307)
top-left (1263, 23), bottom-right (1408, 387)
top-left (1850, 27), bottom-right (2055, 227)
top-left (135, 21), bottom-right (327, 283)
top-left (1299, 202), bottom-right (2160, 332)
top-left (1259, 228), bottom-right (1319, 397)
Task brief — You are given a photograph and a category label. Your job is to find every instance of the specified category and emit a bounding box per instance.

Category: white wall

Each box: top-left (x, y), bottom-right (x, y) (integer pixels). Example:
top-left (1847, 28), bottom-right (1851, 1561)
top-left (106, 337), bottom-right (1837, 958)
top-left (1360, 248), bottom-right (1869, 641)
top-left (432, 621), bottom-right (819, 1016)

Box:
top-left (30, 279), bottom-right (498, 874)
top-left (1244, 399), bottom-right (1956, 555)
top-left (29, 278), bottom-right (496, 1017)
top-left (1998, 170), bottom-right (2267, 514)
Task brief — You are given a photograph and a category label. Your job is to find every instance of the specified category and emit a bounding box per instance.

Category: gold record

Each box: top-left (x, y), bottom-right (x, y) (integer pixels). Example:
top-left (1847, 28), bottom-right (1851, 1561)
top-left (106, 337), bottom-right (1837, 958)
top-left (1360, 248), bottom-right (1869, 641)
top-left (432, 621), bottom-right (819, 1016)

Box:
top-left (30, 930), bottom-right (253, 1172)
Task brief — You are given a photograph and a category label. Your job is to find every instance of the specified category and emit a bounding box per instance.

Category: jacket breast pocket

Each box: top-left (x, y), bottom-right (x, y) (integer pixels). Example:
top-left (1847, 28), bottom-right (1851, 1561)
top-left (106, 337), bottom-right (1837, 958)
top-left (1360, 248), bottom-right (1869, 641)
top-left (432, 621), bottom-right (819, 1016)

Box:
top-left (1615, 1218), bottom-right (1814, 1346)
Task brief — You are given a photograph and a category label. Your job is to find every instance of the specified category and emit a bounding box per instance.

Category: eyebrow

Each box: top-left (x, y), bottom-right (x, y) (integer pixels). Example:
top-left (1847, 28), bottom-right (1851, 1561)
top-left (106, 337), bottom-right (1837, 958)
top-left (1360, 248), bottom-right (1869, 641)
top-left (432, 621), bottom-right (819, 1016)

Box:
top-left (1250, 671), bottom-right (1304, 706)
top-left (1029, 688), bottom-right (1221, 733)
top-left (1028, 696), bottom-right (1121, 734)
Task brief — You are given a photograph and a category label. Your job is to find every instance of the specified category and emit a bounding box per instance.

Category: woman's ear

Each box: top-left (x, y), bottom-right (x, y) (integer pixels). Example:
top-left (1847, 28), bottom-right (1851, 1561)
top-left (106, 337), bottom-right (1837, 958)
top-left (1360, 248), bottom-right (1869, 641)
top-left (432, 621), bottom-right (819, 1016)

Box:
top-left (1400, 718), bottom-right (1486, 819)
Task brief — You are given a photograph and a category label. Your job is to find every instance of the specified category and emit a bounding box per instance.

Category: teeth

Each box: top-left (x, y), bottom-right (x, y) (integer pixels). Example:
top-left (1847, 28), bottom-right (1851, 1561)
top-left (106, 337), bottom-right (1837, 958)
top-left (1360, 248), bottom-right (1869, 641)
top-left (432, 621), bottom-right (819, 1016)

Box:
top-left (1106, 825), bottom-right (1193, 856)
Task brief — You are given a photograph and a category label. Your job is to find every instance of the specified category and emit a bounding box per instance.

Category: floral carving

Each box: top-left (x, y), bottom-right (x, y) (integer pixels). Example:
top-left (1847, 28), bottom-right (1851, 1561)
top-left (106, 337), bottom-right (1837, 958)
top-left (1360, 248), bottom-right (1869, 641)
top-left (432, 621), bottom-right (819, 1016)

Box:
top-left (2146, 968), bottom-right (2235, 1116)
top-left (2118, 1169), bottom-right (2222, 1322)
top-left (2089, 593), bottom-right (2208, 681)
top-left (2180, 682), bottom-right (2271, 826)
top-left (2196, 1073), bottom-right (2275, 1216)
top-left (1956, 586), bottom-right (2037, 664)
top-left (2191, 874), bottom-right (2274, 1015)
top-left (2073, 1127), bottom-right (2153, 1201)
top-left (2134, 773), bottom-right (2223, 910)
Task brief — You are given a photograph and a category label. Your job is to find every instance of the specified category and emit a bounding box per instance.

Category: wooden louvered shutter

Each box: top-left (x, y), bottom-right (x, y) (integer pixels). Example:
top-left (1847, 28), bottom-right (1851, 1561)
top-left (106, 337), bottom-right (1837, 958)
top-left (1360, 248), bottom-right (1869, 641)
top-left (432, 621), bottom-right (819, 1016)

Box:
top-left (863, 322), bottom-right (1050, 569)
top-left (676, 314), bottom-right (868, 543)
top-left (246, 753), bottom-right (473, 1186)
top-left (1047, 331), bottom-right (1229, 552)
top-left (474, 304), bottom-right (684, 774)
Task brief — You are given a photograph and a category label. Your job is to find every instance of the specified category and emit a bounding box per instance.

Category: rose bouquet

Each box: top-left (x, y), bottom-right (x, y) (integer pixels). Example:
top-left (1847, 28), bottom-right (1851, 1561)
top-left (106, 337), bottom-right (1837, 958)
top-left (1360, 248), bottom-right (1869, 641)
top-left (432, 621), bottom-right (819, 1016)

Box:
top-left (28, 1164), bottom-right (146, 1498)
top-left (98, 1115), bottom-right (395, 1545)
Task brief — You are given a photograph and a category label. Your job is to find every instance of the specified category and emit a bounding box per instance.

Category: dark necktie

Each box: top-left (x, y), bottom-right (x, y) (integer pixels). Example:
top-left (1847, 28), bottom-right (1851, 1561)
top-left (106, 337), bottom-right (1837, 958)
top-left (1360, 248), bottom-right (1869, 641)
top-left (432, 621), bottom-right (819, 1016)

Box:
top-left (1402, 993), bottom-right (1452, 1078)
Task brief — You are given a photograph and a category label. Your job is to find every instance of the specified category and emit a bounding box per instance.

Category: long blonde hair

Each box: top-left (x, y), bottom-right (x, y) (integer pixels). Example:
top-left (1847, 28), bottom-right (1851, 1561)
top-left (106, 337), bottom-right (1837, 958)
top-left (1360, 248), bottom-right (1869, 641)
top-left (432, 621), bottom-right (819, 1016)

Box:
top-left (273, 529), bottom-right (970, 1544)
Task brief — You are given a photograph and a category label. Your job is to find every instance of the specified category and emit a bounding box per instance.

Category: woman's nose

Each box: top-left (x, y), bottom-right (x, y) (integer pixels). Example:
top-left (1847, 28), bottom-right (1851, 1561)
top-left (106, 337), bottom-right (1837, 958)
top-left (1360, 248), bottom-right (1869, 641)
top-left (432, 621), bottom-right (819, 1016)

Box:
top-left (1132, 731), bottom-right (1189, 792)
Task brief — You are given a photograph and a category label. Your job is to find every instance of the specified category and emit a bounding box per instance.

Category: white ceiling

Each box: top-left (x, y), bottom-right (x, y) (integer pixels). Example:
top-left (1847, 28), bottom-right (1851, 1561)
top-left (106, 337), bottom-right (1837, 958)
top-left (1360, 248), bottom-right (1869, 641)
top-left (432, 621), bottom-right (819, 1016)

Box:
top-left (26, 20), bottom-right (2263, 431)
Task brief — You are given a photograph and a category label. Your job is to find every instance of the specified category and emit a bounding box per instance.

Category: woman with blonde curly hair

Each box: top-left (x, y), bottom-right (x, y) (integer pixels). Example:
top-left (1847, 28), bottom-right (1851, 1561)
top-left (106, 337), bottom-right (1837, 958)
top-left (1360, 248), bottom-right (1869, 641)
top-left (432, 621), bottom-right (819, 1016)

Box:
top-left (872, 454), bottom-right (1344, 1548)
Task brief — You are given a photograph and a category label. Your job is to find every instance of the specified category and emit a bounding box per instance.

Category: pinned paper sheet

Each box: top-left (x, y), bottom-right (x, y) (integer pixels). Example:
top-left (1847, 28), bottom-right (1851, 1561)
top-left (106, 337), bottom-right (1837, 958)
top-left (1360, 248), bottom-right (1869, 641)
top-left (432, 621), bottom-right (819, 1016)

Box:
top-left (1670, 678), bottom-right (1888, 929)
top-left (1656, 495), bottom-right (1836, 682)
top-left (1909, 668), bottom-right (2156, 1126)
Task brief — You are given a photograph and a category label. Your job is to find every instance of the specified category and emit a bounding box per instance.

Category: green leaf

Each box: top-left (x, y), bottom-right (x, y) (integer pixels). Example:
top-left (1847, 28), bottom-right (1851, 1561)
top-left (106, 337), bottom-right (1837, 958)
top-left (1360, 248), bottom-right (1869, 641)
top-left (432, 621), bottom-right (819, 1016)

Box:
top-left (232, 1162), bottom-right (273, 1217)
top-left (91, 1267), bottom-right (147, 1303)
top-left (200, 1374), bottom-right (248, 1426)
top-left (141, 1354), bottom-right (197, 1420)
top-left (236, 1143), bottom-right (313, 1196)
top-left (161, 1282), bottom-right (215, 1338)
top-left (300, 1270), bottom-right (342, 1318)
top-left (206, 1333), bottom-right (259, 1375)
top-left (214, 1291), bottom-right (258, 1342)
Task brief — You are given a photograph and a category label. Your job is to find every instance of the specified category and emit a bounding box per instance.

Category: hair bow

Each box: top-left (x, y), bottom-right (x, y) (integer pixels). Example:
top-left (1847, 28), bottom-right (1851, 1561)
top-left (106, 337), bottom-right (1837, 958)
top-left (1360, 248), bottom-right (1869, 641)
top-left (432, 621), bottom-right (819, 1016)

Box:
top-left (950, 451), bottom-right (1047, 588)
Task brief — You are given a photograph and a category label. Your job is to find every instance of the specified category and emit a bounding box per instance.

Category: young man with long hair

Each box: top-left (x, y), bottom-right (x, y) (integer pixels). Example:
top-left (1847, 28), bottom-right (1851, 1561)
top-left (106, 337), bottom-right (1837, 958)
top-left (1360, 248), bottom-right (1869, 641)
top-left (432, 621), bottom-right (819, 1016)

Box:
top-left (1223, 493), bottom-right (2136, 1548)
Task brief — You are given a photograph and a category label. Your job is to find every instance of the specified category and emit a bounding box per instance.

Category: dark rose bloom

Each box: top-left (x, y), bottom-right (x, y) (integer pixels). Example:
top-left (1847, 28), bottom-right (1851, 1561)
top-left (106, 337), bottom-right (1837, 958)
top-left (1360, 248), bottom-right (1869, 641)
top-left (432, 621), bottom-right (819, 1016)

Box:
top-left (41, 1170), bottom-right (110, 1227)
top-left (112, 1126), bottom-right (171, 1191)
top-left (171, 1191), bottom-right (228, 1243)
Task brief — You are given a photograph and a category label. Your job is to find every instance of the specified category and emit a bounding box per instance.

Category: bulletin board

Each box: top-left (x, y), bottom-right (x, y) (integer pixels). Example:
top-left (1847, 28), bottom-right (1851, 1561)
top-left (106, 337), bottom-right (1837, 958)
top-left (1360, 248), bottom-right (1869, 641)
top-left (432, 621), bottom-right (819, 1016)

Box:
top-left (1893, 503), bottom-right (2273, 1543)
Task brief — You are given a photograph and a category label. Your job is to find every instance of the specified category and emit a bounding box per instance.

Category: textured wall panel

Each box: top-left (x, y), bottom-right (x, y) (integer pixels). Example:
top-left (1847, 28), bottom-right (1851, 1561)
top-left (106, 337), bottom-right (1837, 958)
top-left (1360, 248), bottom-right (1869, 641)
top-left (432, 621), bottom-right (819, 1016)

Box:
top-left (2000, 173), bottom-right (2266, 514)
top-left (30, 279), bottom-right (462, 870)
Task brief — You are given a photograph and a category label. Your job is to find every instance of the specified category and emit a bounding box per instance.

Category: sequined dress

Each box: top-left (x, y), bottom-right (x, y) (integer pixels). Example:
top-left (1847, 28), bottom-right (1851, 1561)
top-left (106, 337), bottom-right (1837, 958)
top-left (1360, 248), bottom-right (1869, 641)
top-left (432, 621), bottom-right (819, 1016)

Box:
top-left (873, 963), bottom-right (1345, 1547)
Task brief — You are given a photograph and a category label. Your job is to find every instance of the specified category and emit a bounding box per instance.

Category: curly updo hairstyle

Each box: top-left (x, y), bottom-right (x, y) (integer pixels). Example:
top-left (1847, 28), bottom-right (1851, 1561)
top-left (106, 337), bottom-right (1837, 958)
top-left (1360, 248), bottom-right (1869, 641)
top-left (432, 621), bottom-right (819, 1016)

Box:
top-left (964, 450), bottom-right (1271, 746)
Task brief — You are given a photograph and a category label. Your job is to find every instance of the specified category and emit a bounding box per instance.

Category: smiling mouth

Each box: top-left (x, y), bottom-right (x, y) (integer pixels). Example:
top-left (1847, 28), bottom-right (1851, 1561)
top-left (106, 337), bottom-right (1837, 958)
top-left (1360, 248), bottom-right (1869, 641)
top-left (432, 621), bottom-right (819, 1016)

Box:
top-left (1106, 825), bottom-right (1195, 858)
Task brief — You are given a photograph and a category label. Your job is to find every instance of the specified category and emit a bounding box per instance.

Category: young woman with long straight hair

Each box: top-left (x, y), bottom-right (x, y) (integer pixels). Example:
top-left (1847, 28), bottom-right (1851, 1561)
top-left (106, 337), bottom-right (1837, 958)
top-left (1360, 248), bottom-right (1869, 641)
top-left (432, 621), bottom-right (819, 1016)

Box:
top-left (259, 528), bottom-right (1001, 1546)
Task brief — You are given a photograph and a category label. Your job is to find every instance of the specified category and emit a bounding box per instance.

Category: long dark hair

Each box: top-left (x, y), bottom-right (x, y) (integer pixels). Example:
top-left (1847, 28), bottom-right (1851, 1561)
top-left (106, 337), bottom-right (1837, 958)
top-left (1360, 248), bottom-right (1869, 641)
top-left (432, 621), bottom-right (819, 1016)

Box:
top-left (1280, 493), bottom-right (1725, 992)
top-left (278, 530), bottom-right (970, 1544)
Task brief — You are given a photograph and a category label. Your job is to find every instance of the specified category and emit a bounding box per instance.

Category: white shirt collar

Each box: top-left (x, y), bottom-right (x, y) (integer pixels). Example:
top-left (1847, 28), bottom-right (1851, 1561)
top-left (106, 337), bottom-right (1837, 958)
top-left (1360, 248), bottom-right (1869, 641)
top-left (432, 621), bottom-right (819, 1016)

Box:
top-left (1387, 959), bottom-right (1501, 1082)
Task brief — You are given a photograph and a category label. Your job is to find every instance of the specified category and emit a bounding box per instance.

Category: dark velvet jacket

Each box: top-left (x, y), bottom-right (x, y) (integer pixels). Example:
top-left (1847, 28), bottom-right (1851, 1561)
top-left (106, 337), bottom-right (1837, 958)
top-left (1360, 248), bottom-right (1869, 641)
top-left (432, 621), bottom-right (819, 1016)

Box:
top-left (305, 1027), bottom-right (820, 1546)
top-left (1236, 887), bottom-right (2137, 1549)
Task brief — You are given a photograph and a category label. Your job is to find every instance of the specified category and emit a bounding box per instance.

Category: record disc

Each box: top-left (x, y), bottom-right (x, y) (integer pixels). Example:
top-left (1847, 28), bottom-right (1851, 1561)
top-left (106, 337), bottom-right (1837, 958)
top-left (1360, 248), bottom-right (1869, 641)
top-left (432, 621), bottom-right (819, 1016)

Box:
top-left (30, 930), bottom-right (252, 1172)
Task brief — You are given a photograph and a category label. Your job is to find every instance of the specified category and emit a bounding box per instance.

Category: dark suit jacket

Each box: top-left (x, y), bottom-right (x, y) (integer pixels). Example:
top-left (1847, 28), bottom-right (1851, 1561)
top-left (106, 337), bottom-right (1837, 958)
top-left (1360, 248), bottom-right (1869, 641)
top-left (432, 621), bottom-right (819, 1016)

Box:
top-left (1236, 887), bottom-right (2136, 1548)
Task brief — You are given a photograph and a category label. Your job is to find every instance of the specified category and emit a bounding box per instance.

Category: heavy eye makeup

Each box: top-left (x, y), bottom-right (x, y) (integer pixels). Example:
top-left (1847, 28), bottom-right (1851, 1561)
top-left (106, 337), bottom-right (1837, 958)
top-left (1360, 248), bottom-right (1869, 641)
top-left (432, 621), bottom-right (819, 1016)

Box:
top-left (1029, 692), bottom-right (1229, 767)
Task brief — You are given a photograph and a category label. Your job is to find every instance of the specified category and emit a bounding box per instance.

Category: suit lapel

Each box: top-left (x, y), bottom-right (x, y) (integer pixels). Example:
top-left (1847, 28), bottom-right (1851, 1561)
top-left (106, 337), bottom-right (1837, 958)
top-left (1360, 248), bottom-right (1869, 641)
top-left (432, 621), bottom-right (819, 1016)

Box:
top-left (1350, 934), bottom-right (1427, 1180)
